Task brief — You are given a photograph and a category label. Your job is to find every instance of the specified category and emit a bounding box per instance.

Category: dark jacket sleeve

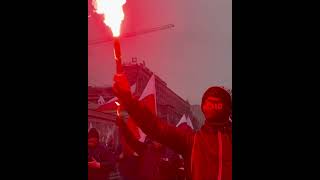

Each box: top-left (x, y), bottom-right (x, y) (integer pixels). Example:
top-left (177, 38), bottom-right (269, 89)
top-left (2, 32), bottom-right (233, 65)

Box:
top-left (117, 116), bottom-right (146, 155)
top-left (122, 95), bottom-right (194, 155)
top-left (99, 147), bottom-right (116, 171)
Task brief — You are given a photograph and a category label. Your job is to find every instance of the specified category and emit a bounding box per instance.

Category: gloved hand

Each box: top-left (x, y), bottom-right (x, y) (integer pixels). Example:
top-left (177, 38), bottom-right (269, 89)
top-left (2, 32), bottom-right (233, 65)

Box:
top-left (112, 73), bottom-right (132, 105)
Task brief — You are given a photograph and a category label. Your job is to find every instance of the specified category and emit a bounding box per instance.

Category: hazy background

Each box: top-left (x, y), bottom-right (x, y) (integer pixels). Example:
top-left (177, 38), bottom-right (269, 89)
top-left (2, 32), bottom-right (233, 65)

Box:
top-left (88, 0), bottom-right (231, 104)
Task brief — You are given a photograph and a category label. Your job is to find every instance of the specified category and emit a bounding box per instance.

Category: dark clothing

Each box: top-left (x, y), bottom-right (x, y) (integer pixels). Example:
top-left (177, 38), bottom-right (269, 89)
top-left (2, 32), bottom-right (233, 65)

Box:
top-left (117, 117), bottom-right (142, 180)
top-left (118, 154), bottom-right (140, 180)
top-left (159, 148), bottom-right (182, 180)
top-left (191, 123), bottom-right (232, 180)
top-left (118, 116), bottom-right (163, 180)
top-left (139, 144), bottom-right (162, 180)
top-left (88, 144), bottom-right (116, 180)
top-left (121, 95), bottom-right (232, 180)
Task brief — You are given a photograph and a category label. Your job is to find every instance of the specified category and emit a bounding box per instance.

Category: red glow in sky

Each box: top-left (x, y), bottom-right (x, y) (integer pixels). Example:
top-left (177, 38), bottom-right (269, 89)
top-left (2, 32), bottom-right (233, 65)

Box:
top-left (89, 0), bottom-right (232, 104)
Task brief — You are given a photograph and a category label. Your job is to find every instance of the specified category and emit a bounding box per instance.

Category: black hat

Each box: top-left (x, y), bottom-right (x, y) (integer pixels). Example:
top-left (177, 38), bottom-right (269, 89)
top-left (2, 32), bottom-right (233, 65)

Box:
top-left (201, 86), bottom-right (231, 112)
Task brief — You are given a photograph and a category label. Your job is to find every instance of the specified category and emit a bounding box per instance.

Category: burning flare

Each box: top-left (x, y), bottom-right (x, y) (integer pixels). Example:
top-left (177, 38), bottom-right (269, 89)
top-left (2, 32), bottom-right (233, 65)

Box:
top-left (94, 0), bottom-right (126, 37)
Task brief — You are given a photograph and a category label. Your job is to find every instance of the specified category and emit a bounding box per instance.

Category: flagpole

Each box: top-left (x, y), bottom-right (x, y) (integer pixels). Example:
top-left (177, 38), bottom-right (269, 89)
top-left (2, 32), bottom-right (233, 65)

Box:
top-left (113, 38), bottom-right (123, 118)
top-left (114, 37), bottom-right (123, 73)
top-left (152, 74), bottom-right (158, 116)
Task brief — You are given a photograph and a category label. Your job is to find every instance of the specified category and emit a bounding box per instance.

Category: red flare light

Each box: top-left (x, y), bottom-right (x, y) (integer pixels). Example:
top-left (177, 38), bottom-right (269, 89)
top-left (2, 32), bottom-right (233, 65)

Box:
top-left (94, 0), bottom-right (126, 37)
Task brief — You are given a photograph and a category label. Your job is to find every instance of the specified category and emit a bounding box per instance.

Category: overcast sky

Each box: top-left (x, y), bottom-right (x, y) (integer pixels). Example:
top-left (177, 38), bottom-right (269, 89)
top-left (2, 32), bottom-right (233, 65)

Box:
top-left (88, 0), bottom-right (231, 104)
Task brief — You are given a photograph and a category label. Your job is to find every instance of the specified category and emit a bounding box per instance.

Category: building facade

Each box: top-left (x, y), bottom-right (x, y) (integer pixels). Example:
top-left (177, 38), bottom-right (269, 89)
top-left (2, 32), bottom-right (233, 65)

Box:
top-left (122, 62), bottom-right (195, 126)
top-left (88, 62), bottom-right (204, 146)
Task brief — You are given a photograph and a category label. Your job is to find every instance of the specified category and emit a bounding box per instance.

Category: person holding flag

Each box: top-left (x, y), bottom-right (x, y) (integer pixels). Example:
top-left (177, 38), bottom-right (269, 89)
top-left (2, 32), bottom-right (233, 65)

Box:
top-left (112, 73), bottom-right (232, 180)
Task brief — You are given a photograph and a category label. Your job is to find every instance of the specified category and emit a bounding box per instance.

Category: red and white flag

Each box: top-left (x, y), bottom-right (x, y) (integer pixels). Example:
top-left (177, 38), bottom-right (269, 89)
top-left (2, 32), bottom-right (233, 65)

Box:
top-left (131, 74), bottom-right (157, 142)
top-left (176, 114), bottom-right (187, 127)
top-left (96, 83), bottom-right (136, 112)
top-left (176, 114), bottom-right (194, 131)
top-left (138, 74), bottom-right (157, 115)
top-left (96, 75), bottom-right (157, 143)
top-left (186, 115), bottom-right (194, 130)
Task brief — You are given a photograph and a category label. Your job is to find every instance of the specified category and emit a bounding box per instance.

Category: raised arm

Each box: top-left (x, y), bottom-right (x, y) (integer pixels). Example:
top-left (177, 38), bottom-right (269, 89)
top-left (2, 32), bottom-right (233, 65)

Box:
top-left (113, 74), bottom-right (194, 154)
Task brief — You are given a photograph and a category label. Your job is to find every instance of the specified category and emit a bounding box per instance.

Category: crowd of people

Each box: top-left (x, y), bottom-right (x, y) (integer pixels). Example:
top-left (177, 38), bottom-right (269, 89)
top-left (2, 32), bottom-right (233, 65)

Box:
top-left (88, 126), bottom-right (186, 180)
top-left (88, 73), bottom-right (232, 180)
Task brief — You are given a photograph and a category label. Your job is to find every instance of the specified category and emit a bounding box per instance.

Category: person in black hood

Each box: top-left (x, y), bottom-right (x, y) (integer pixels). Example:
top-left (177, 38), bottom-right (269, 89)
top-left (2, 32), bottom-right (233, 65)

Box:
top-left (112, 73), bottom-right (232, 180)
top-left (88, 128), bottom-right (116, 180)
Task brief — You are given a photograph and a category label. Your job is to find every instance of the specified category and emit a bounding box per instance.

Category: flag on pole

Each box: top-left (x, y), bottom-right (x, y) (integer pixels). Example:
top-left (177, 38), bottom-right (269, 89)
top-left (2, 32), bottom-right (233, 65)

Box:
top-left (176, 114), bottom-right (187, 127)
top-left (186, 115), bottom-right (194, 130)
top-left (96, 83), bottom-right (136, 112)
top-left (176, 114), bottom-right (194, 131)
top-left (128, 74), bottom-right (157, 142)
top-left (97, 95), bottom-right (106, 105)
top-left (138, 74), bottom-right (157, 115)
